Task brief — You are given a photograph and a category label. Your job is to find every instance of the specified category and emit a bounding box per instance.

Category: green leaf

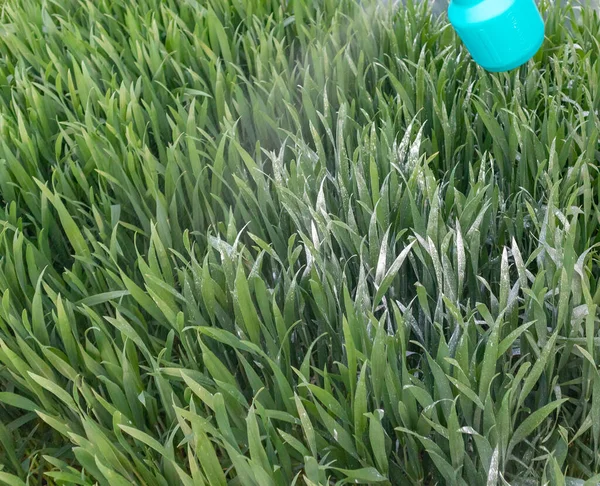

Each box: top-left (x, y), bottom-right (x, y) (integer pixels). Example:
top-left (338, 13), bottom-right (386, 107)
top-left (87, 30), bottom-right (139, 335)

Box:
top-left (507, 399), bottom-right (568, 456)
top-left (77, 291), bottom-right (130, 307)
top-left (367, 410), bottom-right (388, 474)
top-left (0, 472), bottom-right (26, 486)
top-left (486, 447), bottom-right (499, 486)
top-left (331, 467), bottom-right (387, 483)
top-left (518, 331), bottom-right (559, 410)
top-left (448, 401), bottom-right (464, 470)
top-left (118, 424), bottom-right (167, 457)
top-left (28, 372), bottom-right (77, 409)
top-left (479, 317), bottom-right (500, 403)
top-left (0, 392), bottom-right (39, 412)
top-left (295, 394), bottom-right (317, 458)
top-left (354, 362), bottom-right (369, 444)
top-left (34, 181), bottom-right (90, 258)
top-left (374, 240), bottom-right (416, 307)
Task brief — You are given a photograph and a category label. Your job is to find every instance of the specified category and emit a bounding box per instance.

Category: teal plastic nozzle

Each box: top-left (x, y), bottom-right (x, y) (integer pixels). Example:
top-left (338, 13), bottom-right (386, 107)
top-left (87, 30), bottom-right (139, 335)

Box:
top-left (448, 0), bottom-right (545, 73)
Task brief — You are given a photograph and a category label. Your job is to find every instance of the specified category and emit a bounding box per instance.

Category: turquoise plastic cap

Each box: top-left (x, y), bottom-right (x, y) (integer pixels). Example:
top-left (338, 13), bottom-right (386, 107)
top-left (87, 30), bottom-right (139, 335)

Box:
top-left (448, 0), bottom-right (545, 73)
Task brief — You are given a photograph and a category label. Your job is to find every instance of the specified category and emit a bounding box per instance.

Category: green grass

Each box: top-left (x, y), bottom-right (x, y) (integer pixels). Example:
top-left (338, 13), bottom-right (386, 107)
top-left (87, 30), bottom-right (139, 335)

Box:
top-left (0, 0), bottom-right (599, 484)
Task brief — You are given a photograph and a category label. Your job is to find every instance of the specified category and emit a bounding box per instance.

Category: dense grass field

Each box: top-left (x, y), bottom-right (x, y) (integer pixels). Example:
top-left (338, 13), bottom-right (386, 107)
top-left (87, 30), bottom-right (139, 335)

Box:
top-left (0, 0), bottom-right (599, 484)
